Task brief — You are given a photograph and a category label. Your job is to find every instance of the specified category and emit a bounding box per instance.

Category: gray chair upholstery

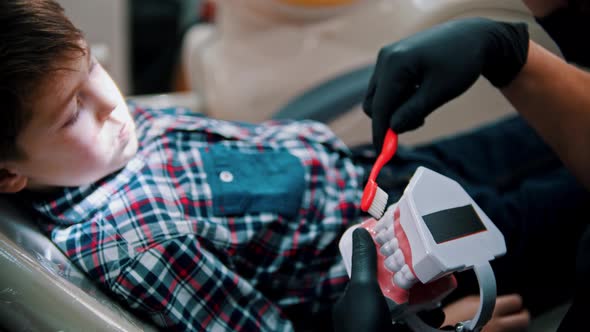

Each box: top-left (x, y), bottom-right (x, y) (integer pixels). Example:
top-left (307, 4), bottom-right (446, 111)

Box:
top-left (0, 196), bottom-right (158, 332)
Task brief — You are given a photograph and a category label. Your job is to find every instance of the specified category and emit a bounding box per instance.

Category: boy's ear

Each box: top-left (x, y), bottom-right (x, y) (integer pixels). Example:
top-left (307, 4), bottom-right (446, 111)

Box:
top-left (0, 168), bottom-right (28, 193)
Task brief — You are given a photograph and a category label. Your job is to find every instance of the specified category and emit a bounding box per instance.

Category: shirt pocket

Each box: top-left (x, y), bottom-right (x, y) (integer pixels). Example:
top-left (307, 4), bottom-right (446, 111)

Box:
top-left (201, 145), bottom-right (305, 218)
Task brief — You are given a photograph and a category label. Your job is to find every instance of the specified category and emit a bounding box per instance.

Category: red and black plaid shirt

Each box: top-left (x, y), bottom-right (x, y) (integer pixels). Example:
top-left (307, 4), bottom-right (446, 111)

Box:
top-left (31, 105), bottom-right (365, 331)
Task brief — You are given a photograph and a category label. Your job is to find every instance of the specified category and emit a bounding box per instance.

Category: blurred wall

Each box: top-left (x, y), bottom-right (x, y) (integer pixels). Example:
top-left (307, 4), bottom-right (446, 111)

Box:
top-left (57, 0), bottom-right (131, 94)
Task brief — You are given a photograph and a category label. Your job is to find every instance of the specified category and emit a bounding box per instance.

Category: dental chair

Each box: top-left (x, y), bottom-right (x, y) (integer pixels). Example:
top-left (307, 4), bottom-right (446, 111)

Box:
top-left (0, 1), bottom-right (566, 331)
top-left (0, 196), bottom-right (159, 332)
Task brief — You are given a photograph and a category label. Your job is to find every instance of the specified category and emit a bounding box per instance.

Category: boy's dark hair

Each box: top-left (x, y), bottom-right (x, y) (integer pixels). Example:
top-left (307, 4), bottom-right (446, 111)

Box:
top-left (0, 0), bottom-right (85, 161)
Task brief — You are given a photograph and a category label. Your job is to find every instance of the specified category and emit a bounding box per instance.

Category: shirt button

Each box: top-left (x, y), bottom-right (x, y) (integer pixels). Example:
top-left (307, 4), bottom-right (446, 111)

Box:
top-left (219, 171), bottom-right (234, 183)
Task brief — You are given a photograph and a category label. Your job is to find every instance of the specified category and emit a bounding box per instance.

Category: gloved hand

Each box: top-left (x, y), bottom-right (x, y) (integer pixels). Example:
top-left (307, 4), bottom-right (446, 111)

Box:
top-left (332, 228), bottom-right (447, 332)
top-left (363, 17), bottom-right (529, 151)
top-left (332, 228), bottom-right (394, 332)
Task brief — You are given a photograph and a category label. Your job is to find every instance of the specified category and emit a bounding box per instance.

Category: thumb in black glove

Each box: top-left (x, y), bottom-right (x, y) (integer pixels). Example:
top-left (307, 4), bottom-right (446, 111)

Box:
top-left (332, 228), bottom-right (450, 332)
top-left (332, 228), bottom-right (394, 332)
top-left (363, 17), bottom-right (529, 152)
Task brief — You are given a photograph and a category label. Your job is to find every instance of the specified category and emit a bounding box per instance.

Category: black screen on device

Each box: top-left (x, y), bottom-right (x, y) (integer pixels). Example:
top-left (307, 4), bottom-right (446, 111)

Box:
top-left (422, 205), bottom-right (486, 244)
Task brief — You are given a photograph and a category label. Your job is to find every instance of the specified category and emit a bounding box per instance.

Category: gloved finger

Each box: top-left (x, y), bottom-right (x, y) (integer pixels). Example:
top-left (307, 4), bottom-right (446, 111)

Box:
top-left (394, 65), bottom-right (482, 133)
top-left (371, 78), bottom-right (415, 151)
top-left (362, 67), bottom-right (378, 118)
top-left (363, 48), bottom-right (389, 118)
top-left (350, 228), bottom-right (378, 283)
top-left (388, 75), bottom-right (456, 133)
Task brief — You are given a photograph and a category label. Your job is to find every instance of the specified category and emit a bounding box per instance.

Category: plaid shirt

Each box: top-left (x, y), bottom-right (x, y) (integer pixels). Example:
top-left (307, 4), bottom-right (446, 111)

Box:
top-left (31, 105), bottom-right (365, 331)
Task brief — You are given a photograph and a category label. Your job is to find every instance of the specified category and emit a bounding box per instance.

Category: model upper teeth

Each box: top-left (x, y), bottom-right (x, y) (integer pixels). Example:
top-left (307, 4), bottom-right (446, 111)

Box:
top-left (393, 266), bottom-right (417, 289)
top-left (384, 248), bottom-right (403, 271)
top-left (393, 249), bottom-right (405, 266)
top-left (373, 207), bottom-right (418, 290)
top-left (376, 230), bottom-right (417, 290)
top-left (373, 217), bottom-right (389, 233)
top-left (375, 224), bottom-right (394, 245)
top-left (385, 253), bottom-right (402, 272)
top-left (401, 265), bottom-right (416, 281)
top-left (380, 237), bottom-right (399, 256)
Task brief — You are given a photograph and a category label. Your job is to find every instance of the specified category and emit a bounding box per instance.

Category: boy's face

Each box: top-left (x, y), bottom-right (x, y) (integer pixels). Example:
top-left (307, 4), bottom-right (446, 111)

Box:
top-left (4, 45), bottom-right (138, 191)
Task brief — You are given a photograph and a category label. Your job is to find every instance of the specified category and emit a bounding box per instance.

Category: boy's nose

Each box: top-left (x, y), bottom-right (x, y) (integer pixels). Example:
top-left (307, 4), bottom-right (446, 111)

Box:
top-left (96, 102), bottom-right (116, 123)
top-left (94, 92), bottom-right (118, 123)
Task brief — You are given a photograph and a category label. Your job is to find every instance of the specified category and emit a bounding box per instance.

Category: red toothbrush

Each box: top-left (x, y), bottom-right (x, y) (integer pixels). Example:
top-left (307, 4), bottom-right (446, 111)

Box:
top-left (361, 129), bottom-right (398, 219)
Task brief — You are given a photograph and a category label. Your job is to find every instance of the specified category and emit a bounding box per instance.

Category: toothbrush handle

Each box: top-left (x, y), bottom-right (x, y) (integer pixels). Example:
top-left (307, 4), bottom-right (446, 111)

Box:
top-left (369, 129), bottom-right (398, 181)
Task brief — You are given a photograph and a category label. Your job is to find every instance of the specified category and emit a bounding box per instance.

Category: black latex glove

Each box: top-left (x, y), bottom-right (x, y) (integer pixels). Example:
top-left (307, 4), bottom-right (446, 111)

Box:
top-left (333, 228), bottom-right (394, 332)
top-left (332, 228), bottom-right (449, 332)
top-left (363, 17), bottom-right (529, 151)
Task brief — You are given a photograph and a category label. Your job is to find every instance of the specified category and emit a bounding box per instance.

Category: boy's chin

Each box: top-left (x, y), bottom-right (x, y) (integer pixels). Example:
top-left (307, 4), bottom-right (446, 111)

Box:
top-left (104, 138), bottom-right (139, 180)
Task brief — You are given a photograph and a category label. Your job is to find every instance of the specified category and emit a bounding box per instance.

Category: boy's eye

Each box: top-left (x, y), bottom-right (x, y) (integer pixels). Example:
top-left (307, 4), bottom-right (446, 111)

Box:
top-left (63, 97), bottom-right (82, 128)
top-left (61, 58), bottom-right (95, 129)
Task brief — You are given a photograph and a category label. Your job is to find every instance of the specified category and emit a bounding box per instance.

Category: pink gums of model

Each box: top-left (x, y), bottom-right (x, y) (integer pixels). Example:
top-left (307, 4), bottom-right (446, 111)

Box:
top-left (361, 206), bottom-right (457, 306)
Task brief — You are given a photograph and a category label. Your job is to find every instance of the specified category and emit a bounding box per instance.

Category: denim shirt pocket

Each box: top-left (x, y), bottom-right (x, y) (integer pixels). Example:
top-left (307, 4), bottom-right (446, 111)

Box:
top-left (201, 145), bottom-right (305, 218)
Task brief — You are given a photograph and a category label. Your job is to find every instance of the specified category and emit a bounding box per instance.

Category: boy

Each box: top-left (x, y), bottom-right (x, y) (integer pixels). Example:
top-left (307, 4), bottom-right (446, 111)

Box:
top-left (0, 2), bottom-right (365, 330)
top-left (1, 0), bottom-right (587, 331)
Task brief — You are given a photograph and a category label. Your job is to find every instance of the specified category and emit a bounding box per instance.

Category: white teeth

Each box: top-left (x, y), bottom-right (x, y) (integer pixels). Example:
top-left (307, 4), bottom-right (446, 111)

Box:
top-left (374, 216), bottom-right (417, 291)
top-left (373, 218), bottom-right (393, 233)
top-left (384, 254), bottom-right (402, 272)
top-left (392, 264), bottom-right (417, 290)
top-left (375, 225), bottom-right (393, 245)
top-left (393, 249), bottom-right (405, 267)
top-left (375, 231), bottom-right (387, 245)
top-left (401, 265), bottom-right (416, 282)
top-left (384, 249), bottom-right (405, 272)
top-left (393, 269), bottom-right (416, 289)
top-left (393, 273), bottom-right (408, 289)
top-left (380, 237), bottom-right (399, 257)
top-left (373, 218), bottom-right (389, 233)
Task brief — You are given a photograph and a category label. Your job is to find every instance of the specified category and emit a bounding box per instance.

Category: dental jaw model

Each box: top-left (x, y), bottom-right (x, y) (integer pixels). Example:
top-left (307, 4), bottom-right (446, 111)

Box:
top-left (339, 167), bottom-right (506, 332)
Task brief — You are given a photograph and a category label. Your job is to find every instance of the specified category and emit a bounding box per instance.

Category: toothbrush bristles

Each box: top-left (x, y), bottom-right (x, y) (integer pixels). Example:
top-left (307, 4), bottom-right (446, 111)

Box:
top-left (368, 186), bottom-right (388, 219)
